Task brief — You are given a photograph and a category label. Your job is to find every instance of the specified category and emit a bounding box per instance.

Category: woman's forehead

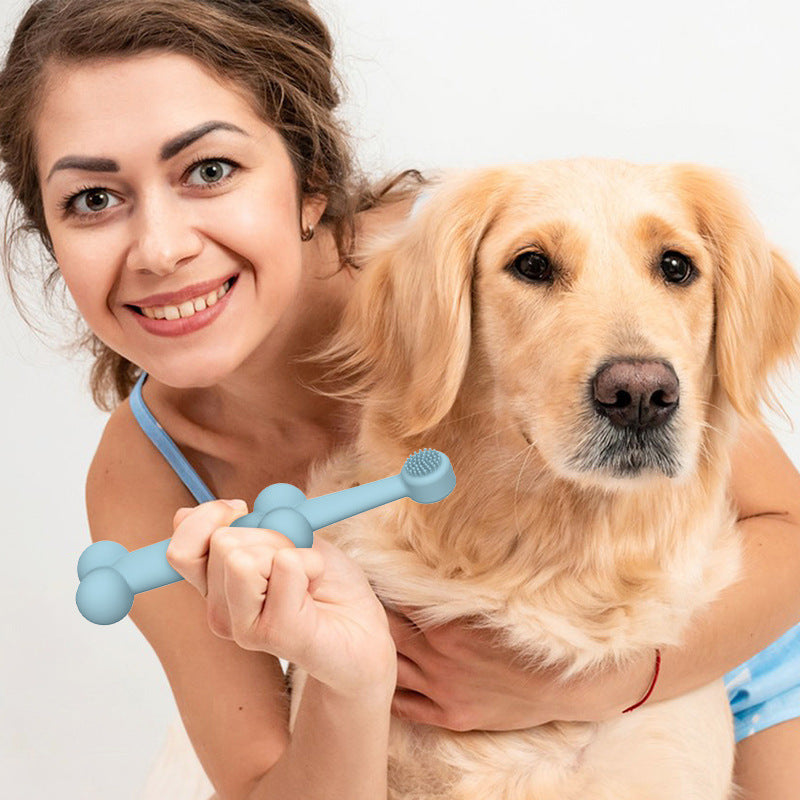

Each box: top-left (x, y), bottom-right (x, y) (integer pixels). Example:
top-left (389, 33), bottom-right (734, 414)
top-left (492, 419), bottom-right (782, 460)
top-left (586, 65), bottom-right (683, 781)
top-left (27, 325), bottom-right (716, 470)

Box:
top-left (35, 52), bottom-right (266, 173)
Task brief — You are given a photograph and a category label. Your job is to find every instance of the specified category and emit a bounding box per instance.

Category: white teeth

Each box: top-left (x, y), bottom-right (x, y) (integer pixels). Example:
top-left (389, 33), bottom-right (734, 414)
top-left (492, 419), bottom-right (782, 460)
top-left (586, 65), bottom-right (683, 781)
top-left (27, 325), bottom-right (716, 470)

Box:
top-left (139, 279), bottom-right (232, 320)
top-left (178, 300), bottom-right (195, 317)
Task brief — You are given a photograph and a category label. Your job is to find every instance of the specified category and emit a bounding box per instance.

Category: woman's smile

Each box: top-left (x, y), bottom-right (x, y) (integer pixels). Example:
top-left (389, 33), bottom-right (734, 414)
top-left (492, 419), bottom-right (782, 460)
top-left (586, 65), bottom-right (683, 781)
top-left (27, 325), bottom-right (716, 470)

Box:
top-left (125, 273), bottom-right (239, 337)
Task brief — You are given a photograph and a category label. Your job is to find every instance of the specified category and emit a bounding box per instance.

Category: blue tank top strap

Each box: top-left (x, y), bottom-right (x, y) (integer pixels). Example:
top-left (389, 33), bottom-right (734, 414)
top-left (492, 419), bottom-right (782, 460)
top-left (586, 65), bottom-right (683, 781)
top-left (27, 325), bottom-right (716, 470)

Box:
top-left (129, 372), bottom-right (216, 504)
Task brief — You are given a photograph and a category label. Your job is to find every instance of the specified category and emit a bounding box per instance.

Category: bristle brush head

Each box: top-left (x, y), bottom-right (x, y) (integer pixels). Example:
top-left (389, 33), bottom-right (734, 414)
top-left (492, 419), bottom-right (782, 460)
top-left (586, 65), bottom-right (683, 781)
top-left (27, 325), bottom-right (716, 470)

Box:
top-left (400, 448), bottom-right (456, 503)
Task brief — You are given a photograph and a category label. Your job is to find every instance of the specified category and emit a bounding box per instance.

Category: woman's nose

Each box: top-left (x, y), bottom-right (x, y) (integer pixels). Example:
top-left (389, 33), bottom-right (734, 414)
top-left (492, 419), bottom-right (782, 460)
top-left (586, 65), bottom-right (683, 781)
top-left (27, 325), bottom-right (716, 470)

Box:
top-left (125, 192), bottom-right (202, 275)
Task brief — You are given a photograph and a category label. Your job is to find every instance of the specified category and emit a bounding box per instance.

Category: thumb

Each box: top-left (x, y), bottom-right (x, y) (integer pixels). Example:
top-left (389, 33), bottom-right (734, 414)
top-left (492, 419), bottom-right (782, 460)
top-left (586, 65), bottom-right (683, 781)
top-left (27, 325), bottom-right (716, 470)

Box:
top-left (172, 506), bottom-right (194, 530)
top-left (221, 498), bottom-right (250, 523)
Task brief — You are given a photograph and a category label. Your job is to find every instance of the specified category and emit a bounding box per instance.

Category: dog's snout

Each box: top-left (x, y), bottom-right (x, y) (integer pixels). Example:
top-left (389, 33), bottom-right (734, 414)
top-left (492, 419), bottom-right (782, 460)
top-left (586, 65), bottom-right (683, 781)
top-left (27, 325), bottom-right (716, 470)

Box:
top-left (592, 359), bottom-right (679, 429)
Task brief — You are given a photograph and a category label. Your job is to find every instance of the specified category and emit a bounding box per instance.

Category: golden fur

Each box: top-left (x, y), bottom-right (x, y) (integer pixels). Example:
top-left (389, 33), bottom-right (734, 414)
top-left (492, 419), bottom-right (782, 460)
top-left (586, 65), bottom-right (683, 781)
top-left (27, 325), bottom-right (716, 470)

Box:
top-left (290, 159), bottom-right (800, 799)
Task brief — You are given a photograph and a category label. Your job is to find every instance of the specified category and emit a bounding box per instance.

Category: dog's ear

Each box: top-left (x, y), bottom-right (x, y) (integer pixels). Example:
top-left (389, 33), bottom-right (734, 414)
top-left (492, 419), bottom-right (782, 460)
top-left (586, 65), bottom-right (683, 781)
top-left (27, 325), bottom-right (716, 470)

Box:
top-left (673, 164), bottom-right (800, 421)
top-left (318, 171), bottom-right (503, 437)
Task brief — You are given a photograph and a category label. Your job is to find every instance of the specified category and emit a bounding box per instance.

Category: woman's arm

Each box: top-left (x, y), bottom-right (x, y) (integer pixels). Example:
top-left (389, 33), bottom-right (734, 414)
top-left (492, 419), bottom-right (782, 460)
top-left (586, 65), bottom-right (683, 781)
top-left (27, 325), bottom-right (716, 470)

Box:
top-left (386, 420), bottom-right (800, 731)
top-left (646, 419), bottom-right (800, 706)
top-left (88, 402), bottom-right (395, 800)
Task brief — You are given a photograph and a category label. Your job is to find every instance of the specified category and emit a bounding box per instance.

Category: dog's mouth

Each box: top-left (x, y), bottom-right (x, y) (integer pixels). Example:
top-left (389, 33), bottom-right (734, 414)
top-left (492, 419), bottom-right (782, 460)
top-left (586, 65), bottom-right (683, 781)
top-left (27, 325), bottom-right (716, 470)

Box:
top-left (566, 423), bottom-right (682, 478)
top-left (521, 420), bottom-right (681, 479)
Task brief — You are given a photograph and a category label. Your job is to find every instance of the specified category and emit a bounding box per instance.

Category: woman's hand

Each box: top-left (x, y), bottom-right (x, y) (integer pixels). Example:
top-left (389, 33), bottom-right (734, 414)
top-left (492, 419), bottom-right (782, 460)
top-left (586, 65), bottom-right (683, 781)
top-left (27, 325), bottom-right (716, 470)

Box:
top-left (167, 500), bottom-right (397, 697)
top-left (385, 605), bottom-right (655, 731)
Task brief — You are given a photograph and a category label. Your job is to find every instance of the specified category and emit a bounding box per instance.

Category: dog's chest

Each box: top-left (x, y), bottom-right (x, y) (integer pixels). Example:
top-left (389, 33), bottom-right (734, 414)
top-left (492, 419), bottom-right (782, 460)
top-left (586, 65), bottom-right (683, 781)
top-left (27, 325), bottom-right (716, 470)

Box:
top-left (300, 462), bottom-right (739, 799)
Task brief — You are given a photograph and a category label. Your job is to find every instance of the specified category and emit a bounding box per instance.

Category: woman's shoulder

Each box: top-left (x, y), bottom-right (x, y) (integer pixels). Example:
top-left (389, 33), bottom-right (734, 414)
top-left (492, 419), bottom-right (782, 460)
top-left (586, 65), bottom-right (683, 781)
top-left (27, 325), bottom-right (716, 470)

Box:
top-left (86, 396), bottom-right (196, 548)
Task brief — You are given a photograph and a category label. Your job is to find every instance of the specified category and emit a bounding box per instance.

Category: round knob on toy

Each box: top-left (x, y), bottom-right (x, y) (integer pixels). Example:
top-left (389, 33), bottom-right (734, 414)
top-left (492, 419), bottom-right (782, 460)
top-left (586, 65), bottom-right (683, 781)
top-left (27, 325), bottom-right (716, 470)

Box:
top-left (230, 484), bottom-right (309, 534)
top-left (253, 483), bottom-right (307, 514)
top-left (76, 566), bottom-right (135, 625)
top-left (77, 540), bottom-right (129, 580)
top-left (258, 506), bottom-right (314, 548)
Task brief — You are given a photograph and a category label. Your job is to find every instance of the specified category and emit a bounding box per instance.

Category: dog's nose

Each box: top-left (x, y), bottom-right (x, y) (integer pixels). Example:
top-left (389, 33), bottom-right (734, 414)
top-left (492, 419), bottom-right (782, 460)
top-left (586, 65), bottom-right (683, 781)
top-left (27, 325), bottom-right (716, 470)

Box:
top-left (592, 359), bottom-right (679, 429)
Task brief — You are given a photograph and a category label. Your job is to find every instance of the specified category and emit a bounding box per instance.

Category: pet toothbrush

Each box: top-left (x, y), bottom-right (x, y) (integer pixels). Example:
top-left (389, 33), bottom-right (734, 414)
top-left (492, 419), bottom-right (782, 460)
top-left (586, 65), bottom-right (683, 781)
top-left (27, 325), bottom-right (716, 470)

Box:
top-left (76, 448), bottom-right (455, 625)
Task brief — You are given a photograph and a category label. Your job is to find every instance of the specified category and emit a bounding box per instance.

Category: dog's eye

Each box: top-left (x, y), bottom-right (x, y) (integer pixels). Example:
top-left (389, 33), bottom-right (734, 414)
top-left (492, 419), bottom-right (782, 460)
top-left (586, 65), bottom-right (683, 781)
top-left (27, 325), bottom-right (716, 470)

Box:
top-left (509, 251), bottom-right (553, 282)
top-left (660, 251), bottom-right (695, 284)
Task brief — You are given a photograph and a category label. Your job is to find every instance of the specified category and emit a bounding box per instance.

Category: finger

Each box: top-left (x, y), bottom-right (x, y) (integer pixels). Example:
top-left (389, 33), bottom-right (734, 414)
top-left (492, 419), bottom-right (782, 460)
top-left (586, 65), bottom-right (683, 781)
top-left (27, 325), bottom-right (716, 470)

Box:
top-left (206, 523), bottom-right (301, 635)
top-left (228, 546), bottom-right (322, 658)
top-left (258, 547), bottom-right (325, 658)
top-left (206, 528), bottom-right (282, 637)
top-left (395, 652), bottom-right (427, 693)
top-left (219, 542), bottom-right (275, 644)
top-left (391, 688), bottom-right (445, 727)
top-left (172, 507), bottom-right (195, 528)
top-left (167, 499), bottom-right (248, 596)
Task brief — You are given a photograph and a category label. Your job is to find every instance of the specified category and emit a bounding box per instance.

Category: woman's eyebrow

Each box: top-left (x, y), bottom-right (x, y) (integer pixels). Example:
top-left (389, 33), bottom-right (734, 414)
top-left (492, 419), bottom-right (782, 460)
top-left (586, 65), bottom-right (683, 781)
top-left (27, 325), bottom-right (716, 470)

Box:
top-left (45, 120), bottom-right (249, 183)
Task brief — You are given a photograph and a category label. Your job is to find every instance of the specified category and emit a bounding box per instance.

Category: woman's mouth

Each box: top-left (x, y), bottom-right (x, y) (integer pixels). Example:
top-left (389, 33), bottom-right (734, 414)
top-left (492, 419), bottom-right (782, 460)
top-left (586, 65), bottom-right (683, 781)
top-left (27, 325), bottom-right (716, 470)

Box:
top-left (125, 275), bottom-right (238, 337)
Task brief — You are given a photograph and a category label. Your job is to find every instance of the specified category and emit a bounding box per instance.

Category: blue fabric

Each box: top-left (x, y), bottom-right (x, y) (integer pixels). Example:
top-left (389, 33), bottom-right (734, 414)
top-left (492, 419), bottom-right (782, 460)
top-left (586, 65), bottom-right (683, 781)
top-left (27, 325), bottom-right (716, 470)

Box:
top-left (724, 623), bottom-right (800, 742)
top-left (129, 372), bottom-right (216, 504)
top-left (130, 370), bottom-right (800, 741)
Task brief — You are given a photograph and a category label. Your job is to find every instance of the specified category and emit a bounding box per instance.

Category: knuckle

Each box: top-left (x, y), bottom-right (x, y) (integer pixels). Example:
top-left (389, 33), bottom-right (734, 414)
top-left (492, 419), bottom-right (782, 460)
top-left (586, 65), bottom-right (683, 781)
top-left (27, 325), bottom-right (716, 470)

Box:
top-left (164, 542), bottom-right (184, 570)
top-left (209, 526), bottom-right (233, 553)
top-left (273, 546), bottom-right (298, 570)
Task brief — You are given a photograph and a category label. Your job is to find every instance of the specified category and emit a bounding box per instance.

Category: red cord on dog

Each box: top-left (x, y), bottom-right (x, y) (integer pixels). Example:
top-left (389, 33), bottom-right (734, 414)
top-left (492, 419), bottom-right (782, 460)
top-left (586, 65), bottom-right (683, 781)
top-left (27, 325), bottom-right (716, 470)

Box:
top-left (622, 649), bottom-right (662, 714)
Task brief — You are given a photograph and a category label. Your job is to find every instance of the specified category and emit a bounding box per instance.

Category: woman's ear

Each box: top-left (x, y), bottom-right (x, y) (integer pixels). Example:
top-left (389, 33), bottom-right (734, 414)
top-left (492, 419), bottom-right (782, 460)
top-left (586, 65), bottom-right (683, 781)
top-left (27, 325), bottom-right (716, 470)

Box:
top-left (301, 192), bottom-right (328, 232)
top-left (317, 170), bottom-right (504, 437)
top-left (673, 164), bottom-right (800, 421)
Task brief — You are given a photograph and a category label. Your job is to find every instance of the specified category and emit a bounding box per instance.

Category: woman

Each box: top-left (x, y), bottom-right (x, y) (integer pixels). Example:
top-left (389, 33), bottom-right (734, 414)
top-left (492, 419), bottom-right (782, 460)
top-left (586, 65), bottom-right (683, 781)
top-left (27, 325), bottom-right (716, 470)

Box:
top-left (1, 1), bottom-right (799, 798)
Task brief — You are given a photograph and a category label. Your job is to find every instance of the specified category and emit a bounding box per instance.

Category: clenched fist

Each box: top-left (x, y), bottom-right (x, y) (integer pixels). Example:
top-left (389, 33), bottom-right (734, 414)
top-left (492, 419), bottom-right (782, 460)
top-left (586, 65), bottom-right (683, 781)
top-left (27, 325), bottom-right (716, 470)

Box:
top-left (167, 499), bottom-right (397, 697)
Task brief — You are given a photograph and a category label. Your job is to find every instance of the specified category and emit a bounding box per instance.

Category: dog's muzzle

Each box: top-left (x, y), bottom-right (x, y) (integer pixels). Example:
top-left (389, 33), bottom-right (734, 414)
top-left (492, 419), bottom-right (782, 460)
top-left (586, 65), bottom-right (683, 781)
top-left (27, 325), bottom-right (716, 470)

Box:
top-left (568, 358), bottom-right (682, 478)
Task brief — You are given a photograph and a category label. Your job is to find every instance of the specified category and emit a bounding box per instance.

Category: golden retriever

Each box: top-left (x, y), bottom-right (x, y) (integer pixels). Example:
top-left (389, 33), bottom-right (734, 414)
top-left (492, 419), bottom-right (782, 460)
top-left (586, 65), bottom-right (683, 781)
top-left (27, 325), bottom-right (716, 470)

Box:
top-left (289, 159), bottom-right (800, 799)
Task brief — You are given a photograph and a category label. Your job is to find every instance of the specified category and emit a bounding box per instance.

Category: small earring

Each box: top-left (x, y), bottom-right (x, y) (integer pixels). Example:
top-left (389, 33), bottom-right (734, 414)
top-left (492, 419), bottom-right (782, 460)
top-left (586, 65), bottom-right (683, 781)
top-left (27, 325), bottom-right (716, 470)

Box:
top-left (301, 223), bottom-right (315, 242)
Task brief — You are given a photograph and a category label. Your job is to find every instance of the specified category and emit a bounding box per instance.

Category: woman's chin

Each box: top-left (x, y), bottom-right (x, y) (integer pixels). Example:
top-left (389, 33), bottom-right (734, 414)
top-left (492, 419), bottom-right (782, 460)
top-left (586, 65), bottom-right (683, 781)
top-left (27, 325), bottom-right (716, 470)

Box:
top-left (140, 358), bottom-right (241, 389)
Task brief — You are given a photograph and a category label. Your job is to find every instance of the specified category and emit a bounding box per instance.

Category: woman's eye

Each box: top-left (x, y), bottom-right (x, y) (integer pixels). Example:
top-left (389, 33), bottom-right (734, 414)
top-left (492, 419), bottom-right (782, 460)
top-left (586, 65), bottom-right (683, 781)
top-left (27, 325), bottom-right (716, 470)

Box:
top-left (72, 190), bottom-right (121, 215)
top-left (186, 159), bottom-right (235, 186)
top-left (62, 159), bottom-right (238, 217)
top-left (509, 250), bottom-right (553, 282)
top-left (660, 250), bottom-right (696, 284)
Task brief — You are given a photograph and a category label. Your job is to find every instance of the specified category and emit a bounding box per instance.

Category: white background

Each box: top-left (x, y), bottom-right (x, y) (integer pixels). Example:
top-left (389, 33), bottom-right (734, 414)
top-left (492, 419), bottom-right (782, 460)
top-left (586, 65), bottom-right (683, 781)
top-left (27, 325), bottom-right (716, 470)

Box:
top-left (1, 0), bottom-right (799, 797)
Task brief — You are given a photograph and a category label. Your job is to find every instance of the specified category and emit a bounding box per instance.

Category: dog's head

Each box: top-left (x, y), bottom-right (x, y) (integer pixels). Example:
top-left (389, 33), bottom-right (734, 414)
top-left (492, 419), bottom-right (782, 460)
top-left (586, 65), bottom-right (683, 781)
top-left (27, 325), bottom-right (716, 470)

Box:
top-left (325, 160), bottom-right (800, 490)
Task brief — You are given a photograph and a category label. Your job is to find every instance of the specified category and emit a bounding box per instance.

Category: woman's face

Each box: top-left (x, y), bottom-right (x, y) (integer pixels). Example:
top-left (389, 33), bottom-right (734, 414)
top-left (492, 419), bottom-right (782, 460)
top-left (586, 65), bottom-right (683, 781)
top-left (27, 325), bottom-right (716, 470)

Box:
top-left (36, 51), bottom-right (324, 387)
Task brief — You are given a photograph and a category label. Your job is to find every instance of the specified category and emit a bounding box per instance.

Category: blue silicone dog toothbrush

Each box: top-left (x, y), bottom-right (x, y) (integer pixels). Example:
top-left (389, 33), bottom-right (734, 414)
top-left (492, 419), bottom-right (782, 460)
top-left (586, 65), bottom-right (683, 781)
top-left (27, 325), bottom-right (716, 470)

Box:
top-left (76, 448), bottom-right (455, 625)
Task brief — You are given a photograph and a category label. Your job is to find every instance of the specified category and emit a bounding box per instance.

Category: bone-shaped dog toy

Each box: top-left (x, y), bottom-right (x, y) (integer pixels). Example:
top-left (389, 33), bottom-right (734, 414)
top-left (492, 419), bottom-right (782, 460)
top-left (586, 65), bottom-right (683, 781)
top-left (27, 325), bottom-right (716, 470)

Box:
top-left (76, 448), bottom-right (455, 625)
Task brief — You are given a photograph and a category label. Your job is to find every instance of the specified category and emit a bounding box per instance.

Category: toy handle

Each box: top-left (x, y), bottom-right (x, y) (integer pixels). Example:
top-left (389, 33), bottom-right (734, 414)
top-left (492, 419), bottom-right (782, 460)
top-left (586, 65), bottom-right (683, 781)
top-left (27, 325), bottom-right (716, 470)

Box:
top-left (76, 449), bottom-right (455, 625)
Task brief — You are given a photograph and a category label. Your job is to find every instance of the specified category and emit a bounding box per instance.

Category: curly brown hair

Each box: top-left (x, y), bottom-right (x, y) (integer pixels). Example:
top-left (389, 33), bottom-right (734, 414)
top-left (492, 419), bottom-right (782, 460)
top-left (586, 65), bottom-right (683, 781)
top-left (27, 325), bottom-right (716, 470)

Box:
top-left (0, 0), bottom-right (424, 409)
